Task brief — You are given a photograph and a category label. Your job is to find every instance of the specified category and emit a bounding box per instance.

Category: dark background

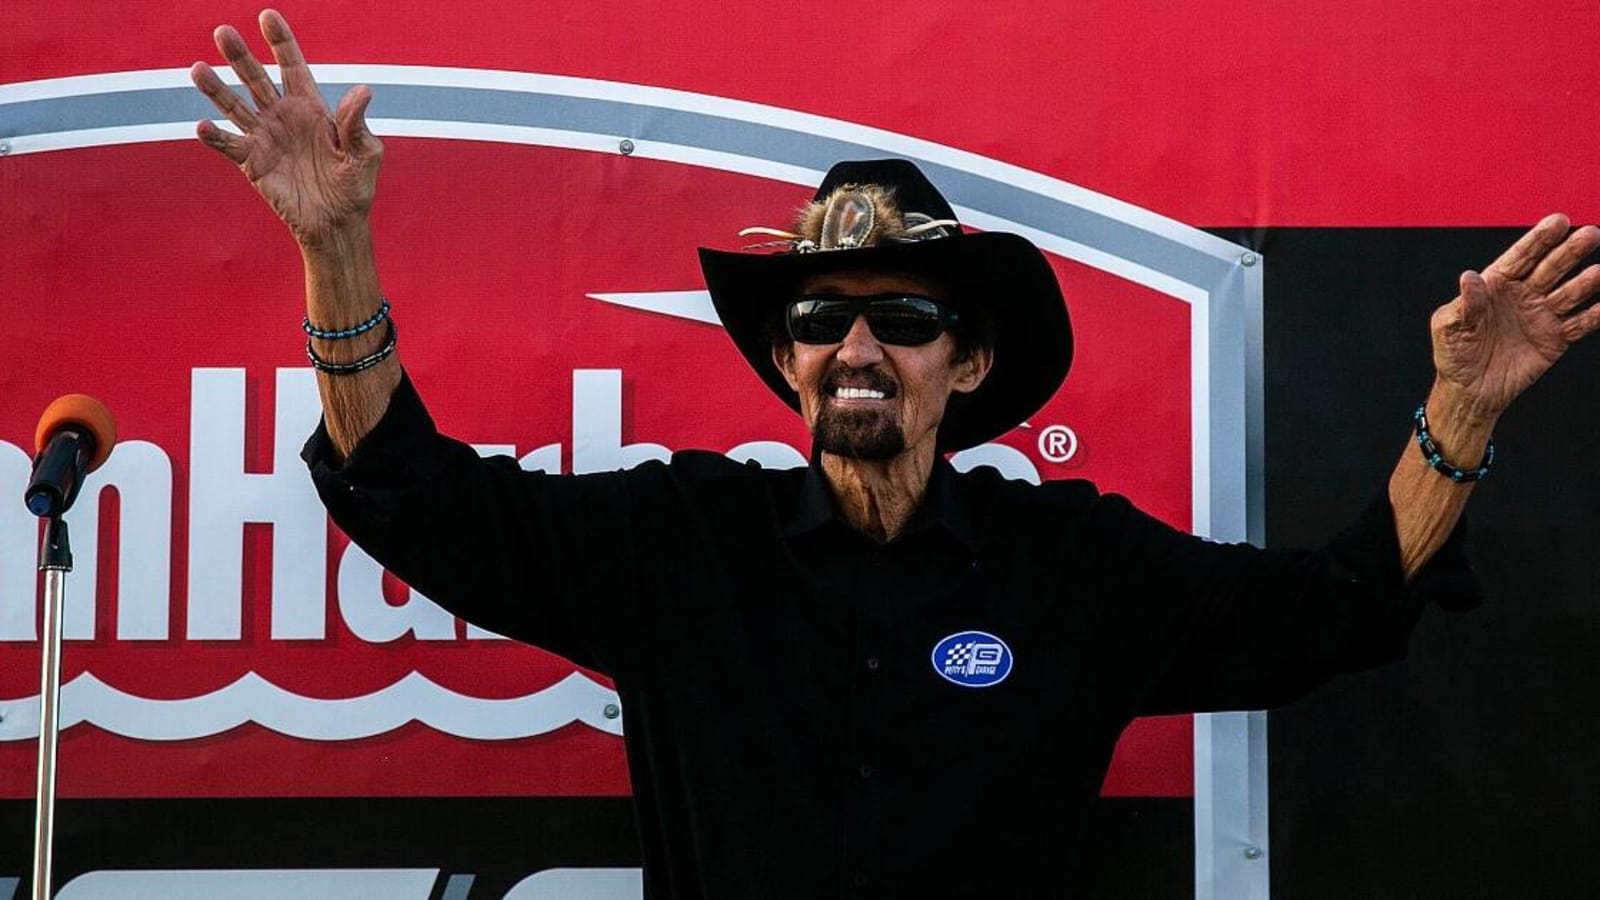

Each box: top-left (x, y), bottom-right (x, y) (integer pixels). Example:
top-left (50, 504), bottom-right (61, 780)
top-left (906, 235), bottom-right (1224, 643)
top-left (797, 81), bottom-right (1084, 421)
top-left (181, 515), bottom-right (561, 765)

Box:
top-left (1238, 226), bottom-right (1600, 900)
top-left (4, 228), bottom-right (1596, 897)
top-left (0, 797), bottom-right (1186, 897)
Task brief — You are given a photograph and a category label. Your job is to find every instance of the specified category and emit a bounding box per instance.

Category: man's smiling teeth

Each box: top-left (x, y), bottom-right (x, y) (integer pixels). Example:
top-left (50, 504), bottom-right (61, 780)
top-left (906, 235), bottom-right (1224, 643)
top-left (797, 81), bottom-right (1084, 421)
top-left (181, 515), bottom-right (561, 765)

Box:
top-left (835, 387), bottom-right (887, 400)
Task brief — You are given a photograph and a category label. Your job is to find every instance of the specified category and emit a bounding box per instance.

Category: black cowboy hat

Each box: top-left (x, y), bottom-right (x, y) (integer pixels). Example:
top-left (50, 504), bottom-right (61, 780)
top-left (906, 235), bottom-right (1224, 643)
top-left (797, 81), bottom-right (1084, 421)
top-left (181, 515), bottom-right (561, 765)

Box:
top-left (697, 159), bottom-right (1072, 452)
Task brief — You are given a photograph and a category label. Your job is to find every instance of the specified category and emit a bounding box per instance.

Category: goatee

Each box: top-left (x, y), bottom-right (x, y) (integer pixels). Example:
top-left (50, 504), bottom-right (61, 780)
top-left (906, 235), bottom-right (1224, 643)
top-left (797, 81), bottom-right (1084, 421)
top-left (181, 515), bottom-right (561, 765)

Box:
top-left (814, 364), bottom-right (905, 460)
top-left (814, 408), bottom-right (906, 460)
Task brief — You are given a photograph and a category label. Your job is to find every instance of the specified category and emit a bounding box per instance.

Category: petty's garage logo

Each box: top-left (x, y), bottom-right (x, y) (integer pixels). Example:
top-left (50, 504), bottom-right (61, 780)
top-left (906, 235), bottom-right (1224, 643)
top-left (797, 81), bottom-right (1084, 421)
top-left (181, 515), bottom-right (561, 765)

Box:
top-left (932, 630), bottom-right (1014, 688)
top-left (0, 64), bottom-right (1237, 801)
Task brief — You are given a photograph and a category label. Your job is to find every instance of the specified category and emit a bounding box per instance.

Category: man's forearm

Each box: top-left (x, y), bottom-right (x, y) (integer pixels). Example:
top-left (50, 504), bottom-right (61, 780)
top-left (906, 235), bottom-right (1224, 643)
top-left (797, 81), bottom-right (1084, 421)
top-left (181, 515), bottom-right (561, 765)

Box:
top-left (1388, 380), bottom-right (1498, 581)
top-left (302, 222), bottom-right (401, 463)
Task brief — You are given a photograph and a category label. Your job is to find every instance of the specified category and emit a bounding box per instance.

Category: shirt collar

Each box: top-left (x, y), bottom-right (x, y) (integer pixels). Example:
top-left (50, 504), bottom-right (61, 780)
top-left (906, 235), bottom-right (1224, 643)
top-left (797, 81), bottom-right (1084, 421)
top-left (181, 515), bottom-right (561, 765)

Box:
top-left (782, 452), bottom-right (977, 551)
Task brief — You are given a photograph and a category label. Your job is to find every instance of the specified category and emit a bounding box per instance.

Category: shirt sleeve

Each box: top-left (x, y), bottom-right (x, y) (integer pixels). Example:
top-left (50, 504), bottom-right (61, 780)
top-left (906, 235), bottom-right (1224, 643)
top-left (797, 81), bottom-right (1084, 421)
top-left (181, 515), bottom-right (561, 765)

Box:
top-left (1127, 490), bottom-right (1481, 715)
top-left (301, 369), bottom-right (657, 680)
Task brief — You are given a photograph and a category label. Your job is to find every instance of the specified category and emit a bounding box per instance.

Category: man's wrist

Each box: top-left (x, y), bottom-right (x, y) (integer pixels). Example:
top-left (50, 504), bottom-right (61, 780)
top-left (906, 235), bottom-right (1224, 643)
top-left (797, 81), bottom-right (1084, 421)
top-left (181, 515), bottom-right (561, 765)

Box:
top-left (1422, 381), bottom-right (1498, 470)
top-left (299, 219), bottom-right (374, 264)
top-left (1427, 379), bottom-right (1499, 426)
top-left (300, 219), bottom-right (381, 324)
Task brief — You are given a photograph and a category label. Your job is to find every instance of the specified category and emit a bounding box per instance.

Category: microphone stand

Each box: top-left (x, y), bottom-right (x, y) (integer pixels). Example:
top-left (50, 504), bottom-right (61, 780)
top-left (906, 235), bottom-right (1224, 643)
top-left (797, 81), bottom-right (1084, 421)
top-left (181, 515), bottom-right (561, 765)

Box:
top-left (32, 516), bottom-right (71, 900)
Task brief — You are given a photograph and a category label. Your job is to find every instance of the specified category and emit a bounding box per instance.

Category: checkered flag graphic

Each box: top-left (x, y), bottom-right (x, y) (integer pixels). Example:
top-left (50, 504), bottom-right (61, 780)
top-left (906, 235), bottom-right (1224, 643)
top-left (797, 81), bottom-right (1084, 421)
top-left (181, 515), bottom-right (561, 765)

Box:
top-left (944, 641), bottom-right (976, 667)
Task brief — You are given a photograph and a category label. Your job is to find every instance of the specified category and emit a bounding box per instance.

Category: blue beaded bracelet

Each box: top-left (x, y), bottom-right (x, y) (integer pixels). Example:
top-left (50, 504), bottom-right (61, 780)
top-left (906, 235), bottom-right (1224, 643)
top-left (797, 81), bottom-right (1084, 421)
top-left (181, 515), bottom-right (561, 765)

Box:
top-left (303, 297), bottom-right (390, 340)
top-left (1413, 403), bottom-right (1494, 483)
top-left (306, 320), bottom-right (397, 375)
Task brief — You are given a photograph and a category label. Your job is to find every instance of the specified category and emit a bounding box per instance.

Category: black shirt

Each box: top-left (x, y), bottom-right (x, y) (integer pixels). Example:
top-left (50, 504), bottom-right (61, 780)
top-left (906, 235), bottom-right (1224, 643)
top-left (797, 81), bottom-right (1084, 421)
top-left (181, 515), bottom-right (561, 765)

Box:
top-left (303, 370), bottom-right (1479, 899)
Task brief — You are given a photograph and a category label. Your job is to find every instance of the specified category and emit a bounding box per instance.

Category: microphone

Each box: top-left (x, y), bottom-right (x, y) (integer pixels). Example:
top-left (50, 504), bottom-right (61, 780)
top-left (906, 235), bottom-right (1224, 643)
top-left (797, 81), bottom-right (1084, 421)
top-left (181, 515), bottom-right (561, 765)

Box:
top-left (24, 394), bottom-right (116, 518)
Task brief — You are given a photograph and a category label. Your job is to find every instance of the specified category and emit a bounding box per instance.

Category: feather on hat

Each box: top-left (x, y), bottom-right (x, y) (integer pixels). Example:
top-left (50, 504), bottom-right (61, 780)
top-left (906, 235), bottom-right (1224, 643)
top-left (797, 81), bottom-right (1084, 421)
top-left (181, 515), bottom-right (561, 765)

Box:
top-left (739, 183), bottom-right (961, 253)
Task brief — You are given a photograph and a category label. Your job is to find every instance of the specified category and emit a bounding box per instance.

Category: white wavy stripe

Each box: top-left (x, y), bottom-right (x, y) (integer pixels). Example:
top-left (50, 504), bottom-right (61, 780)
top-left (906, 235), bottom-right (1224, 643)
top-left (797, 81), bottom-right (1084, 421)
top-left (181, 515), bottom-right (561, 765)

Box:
top-left (0, 670), bottom-right (623, 741)
top-left (0, 65), bottom-right (1242, 260)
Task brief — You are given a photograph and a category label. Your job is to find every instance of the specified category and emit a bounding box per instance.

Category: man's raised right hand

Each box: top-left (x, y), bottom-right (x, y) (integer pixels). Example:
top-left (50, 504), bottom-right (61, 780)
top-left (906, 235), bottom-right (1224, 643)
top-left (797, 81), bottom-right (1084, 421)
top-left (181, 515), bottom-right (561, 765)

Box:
top-left (191, 9), bottom-right (398, 459)
top-left (190, 9), bottom-right (382, 249)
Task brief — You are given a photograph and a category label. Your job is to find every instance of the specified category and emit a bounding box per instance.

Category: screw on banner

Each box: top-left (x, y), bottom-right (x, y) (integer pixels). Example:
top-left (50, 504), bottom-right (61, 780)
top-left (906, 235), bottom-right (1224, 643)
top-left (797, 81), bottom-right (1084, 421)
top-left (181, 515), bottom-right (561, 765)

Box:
top-left (603, 703), bottom-right (621, 720)
top-left (0, 141), bottom-right (11, 156)
top-left (618, 139), bottom-right (635, 156)
top-left (1239, 251), bottom-right (1258, 267)
top-left (1243, 845), bottom-right (1263, 860)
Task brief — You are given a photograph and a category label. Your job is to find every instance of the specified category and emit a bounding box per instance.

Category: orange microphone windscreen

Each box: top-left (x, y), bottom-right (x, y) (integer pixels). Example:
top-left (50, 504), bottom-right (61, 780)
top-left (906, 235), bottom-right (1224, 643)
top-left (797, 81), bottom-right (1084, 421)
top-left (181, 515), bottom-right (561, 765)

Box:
top-left (34, 394), bottom-right (117, 472)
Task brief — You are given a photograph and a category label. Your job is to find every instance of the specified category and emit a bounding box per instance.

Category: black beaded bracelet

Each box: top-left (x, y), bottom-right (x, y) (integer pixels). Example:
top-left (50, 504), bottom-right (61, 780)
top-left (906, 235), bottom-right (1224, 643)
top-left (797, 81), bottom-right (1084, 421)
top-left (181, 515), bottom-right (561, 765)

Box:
top-left (306, 320), bottom-right (397, 375)
top-left (1413, 403), bottom-right (1494, 483)
top-left (303, 297), bottom-right (390, 340)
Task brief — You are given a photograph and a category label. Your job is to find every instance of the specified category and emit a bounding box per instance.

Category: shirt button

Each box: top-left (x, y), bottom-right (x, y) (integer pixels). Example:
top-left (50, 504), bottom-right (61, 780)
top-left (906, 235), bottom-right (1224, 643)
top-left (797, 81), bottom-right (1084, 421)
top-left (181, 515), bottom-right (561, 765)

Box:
top-left (853, 873), bottom-right (870, 887)
top-left (865, 657), bottom-right (880, 671)
top-left (859, 763), bottom-right (874, 779)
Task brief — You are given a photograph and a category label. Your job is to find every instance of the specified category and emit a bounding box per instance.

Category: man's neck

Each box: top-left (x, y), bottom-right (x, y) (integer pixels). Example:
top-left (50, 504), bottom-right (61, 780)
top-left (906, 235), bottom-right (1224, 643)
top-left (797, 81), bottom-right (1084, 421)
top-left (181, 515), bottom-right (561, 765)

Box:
top-left (819, 440), bottom-right (937, 543)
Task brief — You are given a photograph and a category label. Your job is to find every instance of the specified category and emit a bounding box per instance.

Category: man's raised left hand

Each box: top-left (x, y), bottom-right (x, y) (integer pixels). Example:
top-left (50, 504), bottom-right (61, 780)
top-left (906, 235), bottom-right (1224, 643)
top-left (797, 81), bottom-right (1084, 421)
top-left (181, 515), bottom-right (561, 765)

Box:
top-left (1430, 214), bottom-right (1600, 422)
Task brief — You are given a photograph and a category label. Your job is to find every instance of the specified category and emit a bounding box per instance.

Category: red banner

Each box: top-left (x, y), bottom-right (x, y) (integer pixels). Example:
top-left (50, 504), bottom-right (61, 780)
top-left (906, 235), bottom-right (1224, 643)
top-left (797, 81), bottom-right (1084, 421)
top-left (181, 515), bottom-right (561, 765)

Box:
top-left (4, 0), bottom-right (1590, 813)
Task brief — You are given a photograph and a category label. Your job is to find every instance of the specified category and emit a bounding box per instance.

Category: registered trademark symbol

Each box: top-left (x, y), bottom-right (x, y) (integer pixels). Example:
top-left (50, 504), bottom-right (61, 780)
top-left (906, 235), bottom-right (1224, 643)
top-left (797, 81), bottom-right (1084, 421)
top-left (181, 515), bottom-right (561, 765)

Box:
top-left (1037, 425), bottom-right (1078, 463)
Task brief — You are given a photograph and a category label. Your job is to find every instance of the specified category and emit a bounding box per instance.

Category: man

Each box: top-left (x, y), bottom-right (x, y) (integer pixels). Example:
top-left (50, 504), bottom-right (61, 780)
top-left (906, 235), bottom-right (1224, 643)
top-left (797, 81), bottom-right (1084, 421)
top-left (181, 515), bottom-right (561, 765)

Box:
top-left (191, 10), bottom-right (1600, 897)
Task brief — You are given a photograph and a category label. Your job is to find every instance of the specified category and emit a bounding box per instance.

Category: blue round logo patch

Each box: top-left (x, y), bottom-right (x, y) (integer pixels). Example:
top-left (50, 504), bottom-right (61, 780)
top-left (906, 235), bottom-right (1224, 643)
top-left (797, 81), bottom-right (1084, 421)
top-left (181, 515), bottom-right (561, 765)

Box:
top-left (931, 630), bottom-right (1014, 688)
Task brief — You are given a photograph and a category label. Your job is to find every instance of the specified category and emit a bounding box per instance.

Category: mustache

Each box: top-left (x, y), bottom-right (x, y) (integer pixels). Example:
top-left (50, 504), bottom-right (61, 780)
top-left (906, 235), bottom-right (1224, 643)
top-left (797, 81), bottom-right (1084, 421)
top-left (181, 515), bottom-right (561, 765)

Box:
top-left (821, 365), bottom-right (899, 397)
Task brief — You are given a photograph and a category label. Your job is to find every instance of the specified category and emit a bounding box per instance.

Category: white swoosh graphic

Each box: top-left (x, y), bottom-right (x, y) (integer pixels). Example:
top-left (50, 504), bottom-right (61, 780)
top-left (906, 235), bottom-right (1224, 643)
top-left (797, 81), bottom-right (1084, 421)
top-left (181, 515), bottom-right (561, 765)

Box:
top-left (587, 290), bottom-right (719, 325)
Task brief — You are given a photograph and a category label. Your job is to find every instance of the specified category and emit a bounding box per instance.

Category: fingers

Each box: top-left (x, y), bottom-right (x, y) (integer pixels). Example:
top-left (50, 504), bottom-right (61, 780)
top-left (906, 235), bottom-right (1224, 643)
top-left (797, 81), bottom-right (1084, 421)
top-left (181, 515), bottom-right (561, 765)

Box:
top-left (260, 9), bottom-right (323, 104)
top-left (335, 85), bottom-right (380, 156)
top-left (189, 61), bottom-right (259, 131)
top-left (213, 24), bottom-right (279, 110)
top-left (194, 118), bottom-right (249, 164)
top-left (1487, 212), bottom-right (1570, 281)
top-left (1527, 224), bottom-right (1600, 295)
top-left (1560, 295), bottom-right (1600, 344)
top-left (1549, 263), bottom-right (1600, 317)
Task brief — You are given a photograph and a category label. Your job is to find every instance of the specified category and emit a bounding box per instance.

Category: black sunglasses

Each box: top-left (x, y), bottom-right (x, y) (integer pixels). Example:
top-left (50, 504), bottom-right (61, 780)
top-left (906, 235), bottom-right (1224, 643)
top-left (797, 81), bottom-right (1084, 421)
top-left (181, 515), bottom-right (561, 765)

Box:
top-left (785, 293), bottom-right (961, 346)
